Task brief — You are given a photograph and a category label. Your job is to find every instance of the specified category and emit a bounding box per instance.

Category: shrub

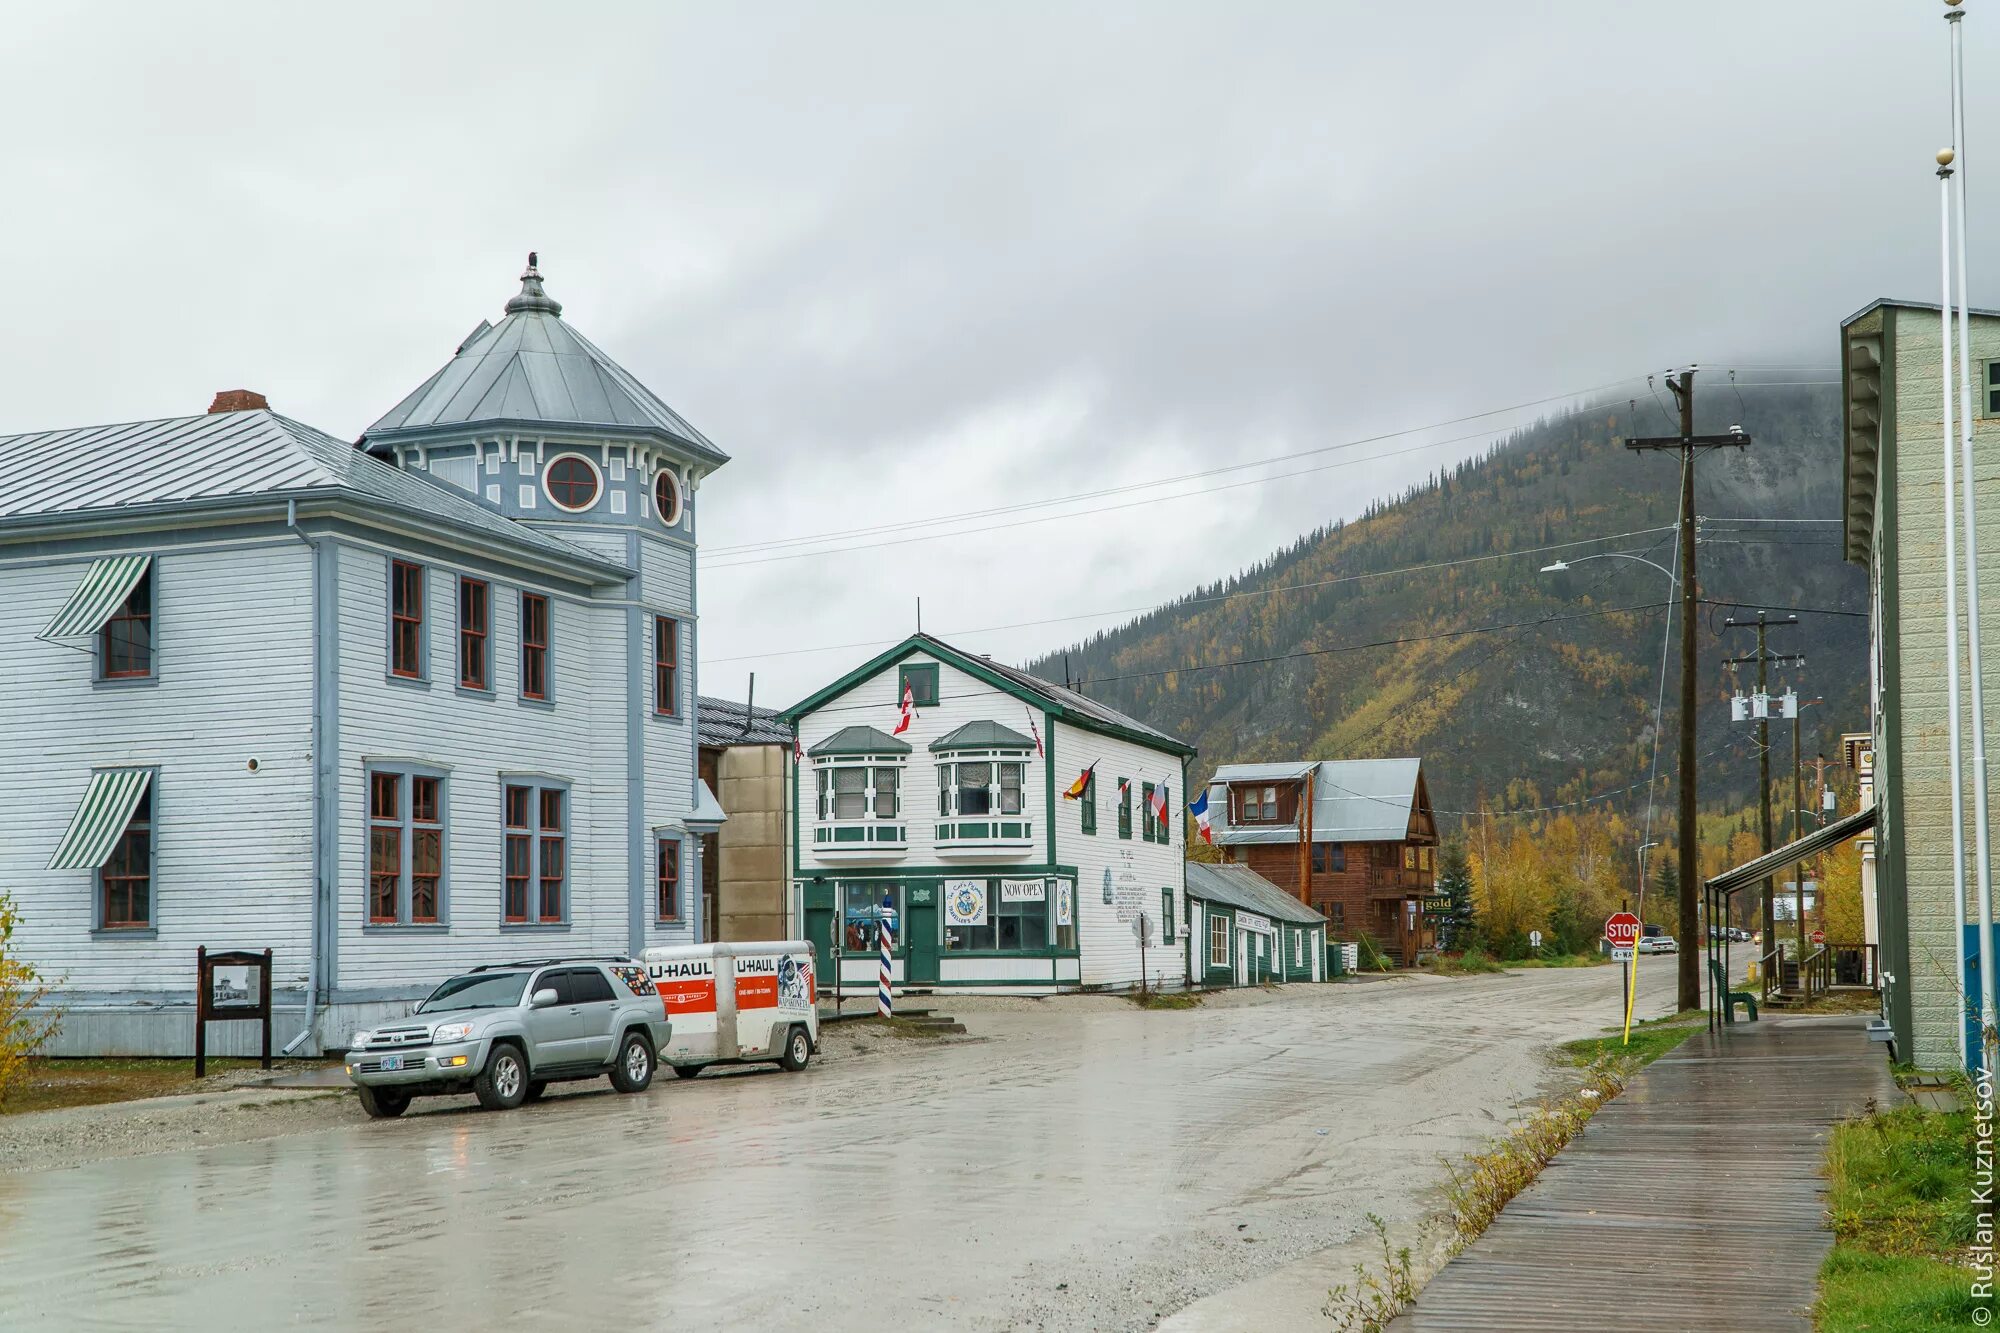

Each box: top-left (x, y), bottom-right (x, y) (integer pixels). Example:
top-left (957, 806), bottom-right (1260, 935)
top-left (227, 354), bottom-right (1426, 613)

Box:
top-left (0, 893), bottom-right (60, 1106)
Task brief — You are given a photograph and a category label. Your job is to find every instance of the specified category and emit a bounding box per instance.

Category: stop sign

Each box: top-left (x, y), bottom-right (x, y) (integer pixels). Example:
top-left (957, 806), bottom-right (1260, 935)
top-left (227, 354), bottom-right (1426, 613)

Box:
top-left (1811, 928), bottom-right (1826, 946)
top-left (1605, 912), bottom-right (1641, 948)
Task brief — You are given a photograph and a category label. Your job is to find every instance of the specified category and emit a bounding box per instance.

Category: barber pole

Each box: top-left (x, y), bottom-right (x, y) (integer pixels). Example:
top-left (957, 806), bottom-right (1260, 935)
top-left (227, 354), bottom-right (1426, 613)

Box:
top-left (877, 898), bottom-right (895, 1018)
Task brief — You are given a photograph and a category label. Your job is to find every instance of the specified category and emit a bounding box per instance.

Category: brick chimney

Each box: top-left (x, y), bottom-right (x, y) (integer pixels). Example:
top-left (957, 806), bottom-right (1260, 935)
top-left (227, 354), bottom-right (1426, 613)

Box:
top-left (208, 389), bottom-right (270, 414)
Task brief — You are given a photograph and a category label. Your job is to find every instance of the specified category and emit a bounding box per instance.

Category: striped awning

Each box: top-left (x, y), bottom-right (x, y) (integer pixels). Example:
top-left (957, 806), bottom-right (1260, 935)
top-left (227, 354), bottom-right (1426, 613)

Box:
top-left (47, 769), bottom-right (153, 871)
top-left (38, 555), bottom-right (151, 640)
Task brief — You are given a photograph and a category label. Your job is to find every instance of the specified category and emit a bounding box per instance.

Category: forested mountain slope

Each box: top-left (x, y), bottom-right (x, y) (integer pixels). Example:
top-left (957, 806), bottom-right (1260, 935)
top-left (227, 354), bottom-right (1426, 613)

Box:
top-left (1028, 386), bottom-right (1865, 827)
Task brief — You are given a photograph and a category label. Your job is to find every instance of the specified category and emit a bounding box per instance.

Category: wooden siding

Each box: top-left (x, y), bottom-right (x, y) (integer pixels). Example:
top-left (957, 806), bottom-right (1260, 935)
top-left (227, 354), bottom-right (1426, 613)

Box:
top-left (1228, 839), bottom-right (1434, 960)
top-left (0, 541), bottom-right (315, 993)
top-left (639, 533), bottom-right (696, 946)
top-left (334, 539), bottom-right (631, 989)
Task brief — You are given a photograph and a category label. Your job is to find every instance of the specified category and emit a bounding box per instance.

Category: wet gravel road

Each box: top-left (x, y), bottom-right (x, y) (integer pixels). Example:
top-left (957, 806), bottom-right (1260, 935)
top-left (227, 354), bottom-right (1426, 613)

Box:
top-left (0, 964), bottom-right (1686, 1331)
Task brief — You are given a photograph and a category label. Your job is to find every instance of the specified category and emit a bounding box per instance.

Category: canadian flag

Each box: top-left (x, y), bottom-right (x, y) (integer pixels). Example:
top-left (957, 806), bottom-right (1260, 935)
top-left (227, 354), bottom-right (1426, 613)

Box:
top-left (892, 681), bottom-right (915, 736)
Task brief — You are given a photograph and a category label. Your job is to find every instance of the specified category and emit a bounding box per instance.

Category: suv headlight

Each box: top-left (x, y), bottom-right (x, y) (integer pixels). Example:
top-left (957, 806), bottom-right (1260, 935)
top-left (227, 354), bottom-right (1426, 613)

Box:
top-left (350, 1031), bottom-right (374, 1048)
top-left (431, 1021), bottom-right (477, 1044)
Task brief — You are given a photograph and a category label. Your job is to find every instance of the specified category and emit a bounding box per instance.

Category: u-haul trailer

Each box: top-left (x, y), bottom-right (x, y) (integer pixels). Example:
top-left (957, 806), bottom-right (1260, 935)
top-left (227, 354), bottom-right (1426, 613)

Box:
top-left (643, 941), bottom-right (819, 1078)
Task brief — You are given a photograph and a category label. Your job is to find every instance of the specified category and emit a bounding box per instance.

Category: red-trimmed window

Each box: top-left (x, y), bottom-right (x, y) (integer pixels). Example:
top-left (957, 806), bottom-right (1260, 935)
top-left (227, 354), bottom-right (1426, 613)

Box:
top-left (657, 838), bottom-right (681, 921)
top-left (504, 785), bottom-right (532, 922)
top-left (369, 772), bottom-right (401, 923)
top-left (520, 593), bottom-right (549, 701)
top-left (390, 561), bottom-right (424, 678)
top-left (457, 577), bottom-right (488, 690)
top-left (410, 776), bottom-right (441, 923)
top-left (101, 785), bottom-right (152, 928)
top-left (546, 456), bottom-right (600, 510)
top-left (654, 617), bottom-right (678, 716)
top-left (538, 789), bottom-right (565, 923)
top-left (101, 569), bottom-right (154, 679)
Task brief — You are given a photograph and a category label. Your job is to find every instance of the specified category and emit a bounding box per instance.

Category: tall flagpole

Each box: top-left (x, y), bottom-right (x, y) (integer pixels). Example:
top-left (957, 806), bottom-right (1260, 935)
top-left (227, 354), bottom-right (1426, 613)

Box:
top-left (1948, 0), bottom-right (1998, 1066)
top-left (1940, 147), bottom-right (1971, 1068)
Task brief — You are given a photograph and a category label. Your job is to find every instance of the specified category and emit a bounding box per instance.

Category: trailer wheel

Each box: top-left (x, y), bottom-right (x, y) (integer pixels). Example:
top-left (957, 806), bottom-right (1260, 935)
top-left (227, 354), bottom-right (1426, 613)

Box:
top-left (779, 1025), bottom-right (812, 1072)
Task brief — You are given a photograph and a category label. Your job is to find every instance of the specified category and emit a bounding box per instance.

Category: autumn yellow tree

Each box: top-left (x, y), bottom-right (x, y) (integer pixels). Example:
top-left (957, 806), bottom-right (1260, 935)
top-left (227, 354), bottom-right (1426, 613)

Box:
top-left (0, 893), bottom-right (59, 1106)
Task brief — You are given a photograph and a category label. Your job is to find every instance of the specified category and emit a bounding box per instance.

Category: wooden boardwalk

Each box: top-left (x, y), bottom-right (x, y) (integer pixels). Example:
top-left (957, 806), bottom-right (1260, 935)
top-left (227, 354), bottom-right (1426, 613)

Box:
top-left (1390, 1016), bottom-right (1901, 1332)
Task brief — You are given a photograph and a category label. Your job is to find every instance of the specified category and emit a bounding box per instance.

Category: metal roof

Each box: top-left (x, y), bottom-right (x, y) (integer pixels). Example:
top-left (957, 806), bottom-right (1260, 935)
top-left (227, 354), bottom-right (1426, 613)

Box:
top-left (1705, 804), bottom-right (1876, 896)
top-left (1185, 863), bottom-right (1326, 927)
top-left (914, 635), bottom-right (1191, 754)
top-left (363, 255), bottom-right (728, 468)
top-left (0, 407), bottom-right (629, 577)
top-left (929, 719), bottom-right (1037, 752)
top-left (698, 695), bottom-right (795, 748)
top-left (807, 725), bottom-right (911, 758)
top-left (1208, 758), bottom-right (1425, 845)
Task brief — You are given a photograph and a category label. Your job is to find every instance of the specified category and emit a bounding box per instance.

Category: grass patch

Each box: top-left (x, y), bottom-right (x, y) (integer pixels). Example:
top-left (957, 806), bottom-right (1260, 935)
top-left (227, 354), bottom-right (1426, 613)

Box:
top-left (1558, 1017), bottom-right (1700, 1070)
top-left (1323, 1212), bottom-right (1427, 1332)
top-left (1818, 1094), bottom-right (1991, 1330)
top-left (3, 1057), bottom-right (275, 1114)
top-left (1424, 950), bottom-right (1506, 977)
top-left (1128, 991), bottom-right (1202, 1010)
top-left (1504, 953), bottom-right (1612, 969)
top-left (1443, 1061), bottom-right (1625, 1240)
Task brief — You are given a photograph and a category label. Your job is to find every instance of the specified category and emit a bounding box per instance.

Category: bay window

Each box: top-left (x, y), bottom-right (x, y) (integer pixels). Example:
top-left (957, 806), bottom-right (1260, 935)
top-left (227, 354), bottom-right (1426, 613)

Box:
top-left (812, 759), bottom-right (906, 849)
top-left (936, 758), bottom-right (1026, 817)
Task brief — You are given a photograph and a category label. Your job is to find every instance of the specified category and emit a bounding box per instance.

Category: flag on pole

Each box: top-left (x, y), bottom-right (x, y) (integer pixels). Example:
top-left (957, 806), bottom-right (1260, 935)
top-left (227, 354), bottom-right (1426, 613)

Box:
top-left (793, 734), bottom-right (804, 763)
top-left (1150, 779), bottom-right (1169, 824)
top-left (1062, 762), bottom-right (1096, 800)
top-left (1025, 709), bottom-right (1044, 757)
top-left (892, 681), bottom-right (915, 736)
top-left (1188, 788), bottom-right (1213, 844)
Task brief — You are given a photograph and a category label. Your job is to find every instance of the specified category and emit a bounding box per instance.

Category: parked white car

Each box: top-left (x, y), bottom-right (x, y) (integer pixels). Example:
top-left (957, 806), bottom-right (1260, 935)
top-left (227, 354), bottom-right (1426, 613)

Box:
top-left (1638, 935), bottom-right (1679, 954)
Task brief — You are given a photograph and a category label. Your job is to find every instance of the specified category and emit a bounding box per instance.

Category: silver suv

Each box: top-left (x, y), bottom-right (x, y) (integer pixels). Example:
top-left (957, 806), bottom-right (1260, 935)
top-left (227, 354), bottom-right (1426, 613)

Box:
top-left (344, 958), bottom-right (672, 1119)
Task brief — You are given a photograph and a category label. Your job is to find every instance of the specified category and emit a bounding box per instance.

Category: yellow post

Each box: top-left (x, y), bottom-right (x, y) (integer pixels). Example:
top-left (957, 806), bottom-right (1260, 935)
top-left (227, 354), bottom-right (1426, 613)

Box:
top-left (1621, 948), bottom-right (1639, 1044)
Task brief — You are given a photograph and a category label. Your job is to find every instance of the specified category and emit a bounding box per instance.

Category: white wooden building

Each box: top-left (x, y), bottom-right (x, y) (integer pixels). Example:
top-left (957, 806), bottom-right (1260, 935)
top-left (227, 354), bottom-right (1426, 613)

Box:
top-left (785, 633), bottom-right (1195, 993)
top-left (0, 258), bottom-right (726, 1054)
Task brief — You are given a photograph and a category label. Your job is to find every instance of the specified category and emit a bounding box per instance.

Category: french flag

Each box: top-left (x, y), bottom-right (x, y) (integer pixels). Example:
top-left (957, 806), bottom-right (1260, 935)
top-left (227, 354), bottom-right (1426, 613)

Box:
top-left (1188, 788), bottom-right (1213, 844)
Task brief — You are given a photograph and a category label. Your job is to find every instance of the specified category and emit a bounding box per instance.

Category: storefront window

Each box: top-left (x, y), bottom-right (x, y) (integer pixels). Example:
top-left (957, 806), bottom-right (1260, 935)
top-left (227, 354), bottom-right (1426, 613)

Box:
top-left (841, 882), bottom-right (902, 952)
top-left (943, 878), bottom-right (1050, 952)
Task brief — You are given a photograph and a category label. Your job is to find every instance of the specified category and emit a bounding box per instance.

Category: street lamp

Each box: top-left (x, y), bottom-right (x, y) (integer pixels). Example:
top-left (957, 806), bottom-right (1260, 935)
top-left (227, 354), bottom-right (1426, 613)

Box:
top-left (1540, 552), bottom-right (1681, 586)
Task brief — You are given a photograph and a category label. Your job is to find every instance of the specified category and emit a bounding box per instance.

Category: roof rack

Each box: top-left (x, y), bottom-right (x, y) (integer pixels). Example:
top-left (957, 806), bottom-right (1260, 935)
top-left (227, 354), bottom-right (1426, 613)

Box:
top-left (469, 955), bottom-right (638, 972)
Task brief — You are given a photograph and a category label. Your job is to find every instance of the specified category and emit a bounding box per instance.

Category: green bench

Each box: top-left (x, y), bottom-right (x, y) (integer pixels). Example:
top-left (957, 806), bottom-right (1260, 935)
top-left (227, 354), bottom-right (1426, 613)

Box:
top-left (1709, 959), bottom-right (1758, 1022)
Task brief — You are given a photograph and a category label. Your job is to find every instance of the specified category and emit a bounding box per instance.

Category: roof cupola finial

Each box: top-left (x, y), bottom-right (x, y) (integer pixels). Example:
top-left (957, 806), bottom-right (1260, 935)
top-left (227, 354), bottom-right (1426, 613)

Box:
top-left (505, 250), bottom-right (563, 317)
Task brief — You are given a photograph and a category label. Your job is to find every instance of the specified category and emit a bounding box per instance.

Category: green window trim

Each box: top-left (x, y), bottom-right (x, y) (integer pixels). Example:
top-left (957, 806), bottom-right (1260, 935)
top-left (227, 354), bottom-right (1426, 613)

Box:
top-left (1118, 779), bottom-right (1132, 839)
top-left (898, 662), bottom-right (940, 707)
top-left (1161, 888), bottom-right (1175, 943)
top-left (1080, 771), bottom-right (1097, 835)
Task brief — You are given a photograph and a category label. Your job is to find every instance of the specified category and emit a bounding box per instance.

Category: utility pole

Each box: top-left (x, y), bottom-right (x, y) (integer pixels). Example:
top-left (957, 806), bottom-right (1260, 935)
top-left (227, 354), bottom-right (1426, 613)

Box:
top-left (1722, 613), bottom-right (1803, 952)
top-left (1627, 368), bottom-right (1751, 1012)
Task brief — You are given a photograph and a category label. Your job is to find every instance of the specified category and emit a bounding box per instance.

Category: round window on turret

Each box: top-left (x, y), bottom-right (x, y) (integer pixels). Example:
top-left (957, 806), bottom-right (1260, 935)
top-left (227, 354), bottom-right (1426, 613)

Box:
top-left (544, 454), bottom-right (601, 512)
top-left (654, 468), bottom-right (684, 527)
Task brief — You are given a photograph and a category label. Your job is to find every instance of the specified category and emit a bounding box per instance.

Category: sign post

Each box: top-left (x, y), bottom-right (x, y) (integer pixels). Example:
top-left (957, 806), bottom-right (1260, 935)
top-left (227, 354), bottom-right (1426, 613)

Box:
top-left (1530, 929), bottom-right (1543, 954)
top-left (194, 947), bottom-right (273, 1079)
top-left (1810, 928), bottom-right (1826, 948)
top-left (1604, 913), bottom-right (1642, 1045)
top-left (1134, 911), bottom-right (1153, 998)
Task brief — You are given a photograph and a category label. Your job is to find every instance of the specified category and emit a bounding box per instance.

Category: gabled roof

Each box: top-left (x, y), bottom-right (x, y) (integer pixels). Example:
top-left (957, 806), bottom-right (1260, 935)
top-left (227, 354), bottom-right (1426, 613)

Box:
top-left (0, 407), bottom-right (629, 580)
top-left (929, 719), bottom-right (1037, 752)
top-left (362, 255), bottom-right (728, 469)
top-left (1185, 863), bottom-right (1326, 927)
top-left (785, 633), bottom-right (1195, 758)
top-left (807, 725), bottom-right (911, 758)
top-left (698, 695), bottom-right (795, 748)
top-left (1208, 758), bottom-right (1427, 845)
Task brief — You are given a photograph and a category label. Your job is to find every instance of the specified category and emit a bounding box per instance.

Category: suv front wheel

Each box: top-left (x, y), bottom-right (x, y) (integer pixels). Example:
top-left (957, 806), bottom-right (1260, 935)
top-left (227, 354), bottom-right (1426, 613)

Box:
top-left (475, 1043), bottom-right (530, 1111)
top-left (609, 1031), bottom-right (655, 1094)
top-left (358, 1085), bottom-right (411, 1119)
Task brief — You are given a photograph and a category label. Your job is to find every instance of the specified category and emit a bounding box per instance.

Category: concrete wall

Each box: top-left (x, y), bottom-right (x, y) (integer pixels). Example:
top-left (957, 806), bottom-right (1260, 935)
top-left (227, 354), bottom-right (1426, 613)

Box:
top-left (1882, 304), bottom-right (2000, 1070)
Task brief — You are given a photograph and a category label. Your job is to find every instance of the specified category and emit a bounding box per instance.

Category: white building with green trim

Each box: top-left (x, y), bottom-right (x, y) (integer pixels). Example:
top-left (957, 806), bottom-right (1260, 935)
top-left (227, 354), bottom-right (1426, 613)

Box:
top-left (784, 633), bottom-right (1196, 993)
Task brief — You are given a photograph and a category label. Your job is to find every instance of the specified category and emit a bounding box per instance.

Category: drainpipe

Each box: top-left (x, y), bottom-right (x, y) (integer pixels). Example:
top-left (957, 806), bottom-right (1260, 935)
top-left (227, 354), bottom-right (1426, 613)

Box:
top-left (281, 498), bottom-right (322, 1056)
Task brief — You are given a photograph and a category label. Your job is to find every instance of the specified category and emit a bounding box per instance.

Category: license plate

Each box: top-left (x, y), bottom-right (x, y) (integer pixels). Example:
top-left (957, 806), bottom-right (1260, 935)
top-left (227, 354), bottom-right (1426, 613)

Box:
top-left (379, 1055), bottom-right (402, 1072)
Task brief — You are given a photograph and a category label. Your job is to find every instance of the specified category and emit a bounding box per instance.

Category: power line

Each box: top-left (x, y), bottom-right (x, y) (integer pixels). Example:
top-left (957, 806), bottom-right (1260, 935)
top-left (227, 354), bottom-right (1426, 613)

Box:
top-left (794, 601), bottom-right (1669, 718)
top-left (704, 374), bottom-right (1843, 569)
top-left (706, 523), bottom-right (1677, 666)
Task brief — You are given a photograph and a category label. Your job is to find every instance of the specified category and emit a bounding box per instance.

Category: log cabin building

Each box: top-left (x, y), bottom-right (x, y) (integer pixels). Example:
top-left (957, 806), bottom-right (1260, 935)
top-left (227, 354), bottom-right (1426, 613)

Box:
top-left (1205, 759), bottom-right (1439, 966)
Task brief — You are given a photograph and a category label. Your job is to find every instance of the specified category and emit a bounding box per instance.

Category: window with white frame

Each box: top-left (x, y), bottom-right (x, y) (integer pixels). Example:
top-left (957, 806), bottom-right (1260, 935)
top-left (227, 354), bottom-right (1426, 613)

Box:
top-left (936, 756), bottom-right (1026, 818)
top-left (816, 762), bottom-right (903, 822)
top-left (1209, 913), bottom-right (1230, 968)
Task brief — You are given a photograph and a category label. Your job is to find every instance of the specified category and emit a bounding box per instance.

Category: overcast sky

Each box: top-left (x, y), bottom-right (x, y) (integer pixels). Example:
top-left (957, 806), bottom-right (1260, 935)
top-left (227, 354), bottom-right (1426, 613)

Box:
top-left (1, 3), bottom-right (1986, 703)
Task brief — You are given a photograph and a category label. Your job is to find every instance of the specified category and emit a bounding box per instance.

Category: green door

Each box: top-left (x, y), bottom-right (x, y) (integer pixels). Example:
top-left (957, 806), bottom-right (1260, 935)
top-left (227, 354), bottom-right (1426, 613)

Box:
top-left (804, 881), bottom-right (837, 991)
top-left (905, 880), bottom-right (940, 984)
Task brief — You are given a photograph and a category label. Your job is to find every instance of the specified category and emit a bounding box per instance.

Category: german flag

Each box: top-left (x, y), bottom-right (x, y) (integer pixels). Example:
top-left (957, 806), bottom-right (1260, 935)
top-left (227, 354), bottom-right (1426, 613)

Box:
top-left (1061, 762), bottom-right (1096, 801)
